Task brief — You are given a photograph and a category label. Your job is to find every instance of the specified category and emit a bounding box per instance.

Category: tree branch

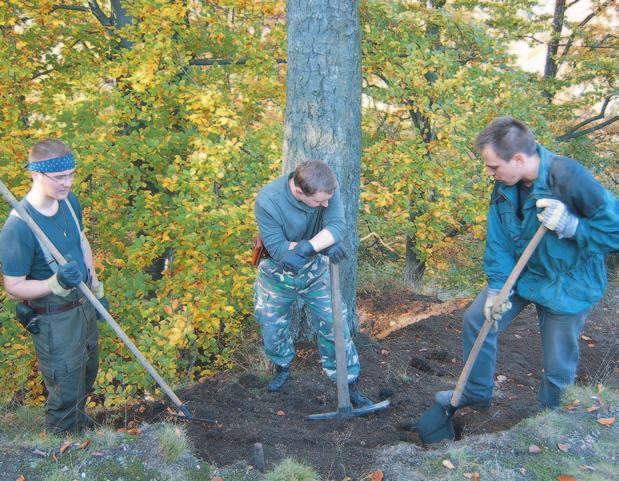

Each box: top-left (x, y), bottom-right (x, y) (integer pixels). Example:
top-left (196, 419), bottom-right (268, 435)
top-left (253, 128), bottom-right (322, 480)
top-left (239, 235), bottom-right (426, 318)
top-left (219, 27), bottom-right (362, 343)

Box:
top-left (50, 4), bottom-right (89, 13)
top-left (559, 0), bottom-right (611, 62)
top-left (51, 1), bottom-right (113, 26)
top-left (189, 57), bottom-right (286, 66)
top-left (556, 111), bottom-right (619, 142)
top-left (87, 0), bottom-right (113, 26)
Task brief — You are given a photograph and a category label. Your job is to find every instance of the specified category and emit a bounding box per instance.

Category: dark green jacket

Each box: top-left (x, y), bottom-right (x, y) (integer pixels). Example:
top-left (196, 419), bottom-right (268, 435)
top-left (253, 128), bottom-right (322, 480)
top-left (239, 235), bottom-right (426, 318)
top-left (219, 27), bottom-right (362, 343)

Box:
top-left (484, 145), bottom-right (618, 314)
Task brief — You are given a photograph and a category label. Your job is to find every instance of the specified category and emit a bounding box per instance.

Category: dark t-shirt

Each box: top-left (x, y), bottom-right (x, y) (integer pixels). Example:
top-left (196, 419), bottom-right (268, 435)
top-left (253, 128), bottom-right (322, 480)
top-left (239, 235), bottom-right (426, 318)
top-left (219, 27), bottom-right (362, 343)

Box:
top-left (0, 192), bottom-right (87, 281)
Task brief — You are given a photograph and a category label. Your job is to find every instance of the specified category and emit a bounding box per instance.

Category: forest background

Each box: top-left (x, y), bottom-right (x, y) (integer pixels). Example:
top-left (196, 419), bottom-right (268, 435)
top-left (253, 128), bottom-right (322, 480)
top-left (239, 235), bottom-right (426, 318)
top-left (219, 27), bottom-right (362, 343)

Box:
top-left (0, 0), bottom-right (616, 409)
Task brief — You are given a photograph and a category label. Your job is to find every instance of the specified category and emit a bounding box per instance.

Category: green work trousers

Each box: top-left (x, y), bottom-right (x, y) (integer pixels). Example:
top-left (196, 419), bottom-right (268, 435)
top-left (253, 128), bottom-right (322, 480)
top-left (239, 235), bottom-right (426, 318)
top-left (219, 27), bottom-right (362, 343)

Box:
top-left (30, 291), bottom-right (98, 433)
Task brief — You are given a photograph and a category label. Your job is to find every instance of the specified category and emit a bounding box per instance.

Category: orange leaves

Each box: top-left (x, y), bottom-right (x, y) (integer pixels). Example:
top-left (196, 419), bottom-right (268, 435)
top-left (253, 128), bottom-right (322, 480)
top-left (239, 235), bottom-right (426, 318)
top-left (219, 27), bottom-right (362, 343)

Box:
top-left (596, 417), bottom-right (615, 426)
top-left (463, 473), bottom-right (480, 481)
top-left (370, 471), bottom-right (384, 481)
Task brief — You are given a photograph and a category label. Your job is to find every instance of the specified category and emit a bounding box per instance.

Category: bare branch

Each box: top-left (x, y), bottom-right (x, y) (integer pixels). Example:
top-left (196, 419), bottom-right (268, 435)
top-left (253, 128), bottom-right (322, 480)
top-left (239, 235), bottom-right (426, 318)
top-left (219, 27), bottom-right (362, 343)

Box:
top-left (556, 114), bottom-right (619, 142)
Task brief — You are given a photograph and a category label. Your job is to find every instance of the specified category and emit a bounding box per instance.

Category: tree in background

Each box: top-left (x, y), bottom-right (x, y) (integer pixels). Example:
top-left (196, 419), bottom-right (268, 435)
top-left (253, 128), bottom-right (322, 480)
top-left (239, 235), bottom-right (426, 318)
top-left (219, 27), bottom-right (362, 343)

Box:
top-left (0, 0), bottom-right (286, 406)
top-left (0, 0), bottom-right (615, 407)
top-left (360, 0), bottom-right (616, 289)
top-left (283, 0), bottom-right (362, 331)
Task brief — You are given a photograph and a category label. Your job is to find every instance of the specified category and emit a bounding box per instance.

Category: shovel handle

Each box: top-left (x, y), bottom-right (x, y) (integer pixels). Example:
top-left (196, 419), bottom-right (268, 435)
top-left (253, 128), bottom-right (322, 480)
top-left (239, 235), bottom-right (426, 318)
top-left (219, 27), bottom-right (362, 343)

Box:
top-left (0, 179), bottom-right (187, 413)
top-left (330, 262), bottom-right (353, 413)
top-left (451, 224), bottom-right (547, 407)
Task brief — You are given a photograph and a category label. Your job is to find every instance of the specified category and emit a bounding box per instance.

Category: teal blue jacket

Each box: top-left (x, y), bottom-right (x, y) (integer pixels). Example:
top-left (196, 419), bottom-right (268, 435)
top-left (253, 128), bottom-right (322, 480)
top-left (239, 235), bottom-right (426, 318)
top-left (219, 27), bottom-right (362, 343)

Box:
top-left (484, 145), bottom-right (618, 314)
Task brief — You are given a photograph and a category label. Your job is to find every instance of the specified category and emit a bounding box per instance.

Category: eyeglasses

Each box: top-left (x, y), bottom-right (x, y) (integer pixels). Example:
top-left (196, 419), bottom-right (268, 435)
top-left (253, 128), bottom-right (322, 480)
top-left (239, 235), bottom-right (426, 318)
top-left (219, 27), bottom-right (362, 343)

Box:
top-left (42, 171), bottom-right (77, 183)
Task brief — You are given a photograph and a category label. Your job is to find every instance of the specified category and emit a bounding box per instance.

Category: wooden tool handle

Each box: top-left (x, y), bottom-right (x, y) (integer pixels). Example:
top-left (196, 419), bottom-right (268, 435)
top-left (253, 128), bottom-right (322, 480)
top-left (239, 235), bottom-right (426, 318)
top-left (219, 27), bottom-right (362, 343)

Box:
top-left (451, 224), bottom-right (547, 407)
top-left (0, 179), bottom-right (187, 412)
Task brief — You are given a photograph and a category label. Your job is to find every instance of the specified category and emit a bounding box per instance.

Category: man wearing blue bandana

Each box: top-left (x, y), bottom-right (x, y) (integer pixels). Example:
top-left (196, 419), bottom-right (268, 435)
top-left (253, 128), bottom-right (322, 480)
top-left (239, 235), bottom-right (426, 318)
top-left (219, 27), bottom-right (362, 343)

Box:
top-left (434, 117), bottom-right (618, 412)
top-left (0, 139), bottom-right (107, 433)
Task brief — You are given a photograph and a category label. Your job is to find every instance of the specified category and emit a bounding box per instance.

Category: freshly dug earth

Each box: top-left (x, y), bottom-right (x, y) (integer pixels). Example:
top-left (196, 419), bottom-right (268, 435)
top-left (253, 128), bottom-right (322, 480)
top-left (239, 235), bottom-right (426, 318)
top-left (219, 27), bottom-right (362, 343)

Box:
top-left (128, 283), bottom-right (617, 480)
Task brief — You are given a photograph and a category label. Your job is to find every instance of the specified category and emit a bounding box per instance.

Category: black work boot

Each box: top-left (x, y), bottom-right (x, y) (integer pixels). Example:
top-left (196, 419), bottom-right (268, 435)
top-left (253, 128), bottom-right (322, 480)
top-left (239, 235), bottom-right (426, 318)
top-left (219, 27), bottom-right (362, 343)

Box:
top-left (349, 380), bottom-right (373, 407)
top-left (267, 365), bottom-right (290, 392)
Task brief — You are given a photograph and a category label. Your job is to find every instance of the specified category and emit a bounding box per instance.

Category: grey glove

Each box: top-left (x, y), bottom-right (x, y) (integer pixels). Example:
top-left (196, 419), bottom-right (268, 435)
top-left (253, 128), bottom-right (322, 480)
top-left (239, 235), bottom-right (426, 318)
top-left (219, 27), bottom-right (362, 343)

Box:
top-left (483, 288), bottom-right (512, 331)
top-left (322, 242), bottom-right (347, 264)
top-left (49, 261), bottom-right (83, 297)
top-left (280, 240), bottom-right (316, 274)
top-left (536, 198), bottom-right (579, 239)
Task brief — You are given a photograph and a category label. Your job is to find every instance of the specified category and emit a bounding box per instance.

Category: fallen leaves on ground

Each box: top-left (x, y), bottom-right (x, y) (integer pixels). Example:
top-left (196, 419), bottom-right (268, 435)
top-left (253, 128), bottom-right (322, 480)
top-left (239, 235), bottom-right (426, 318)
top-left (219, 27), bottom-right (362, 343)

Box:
top-left (116, 427), bottom-right (143, 435)
top-left (596, 417), bottom-right (615, 426)
top-left (564, 400), bottom-right (580, 410)
top-left (78, 439), bottom-right (91, 449)
top-left (442, 459), bottom-right (455, 469)
top-left (463, 473), bottom-right (480, 481)
top-left (370, 470), bottom-right (384, 481)
top-left (528, 444), bottom-right (541, 454)
top-left (557, 476), bottom-right (578, 481)
top-left (210, 477), bottom-right (224, 481)
top-left (16, 476), bottom-right (25, 481)
top-left (276, 410), bottom-right (286, 416)
top-left (557, 443), bottom-right (570, 452)
top-left (59, 441), bottom-right (71, 454)
top-left (586, 405), bottom-right (599, 413)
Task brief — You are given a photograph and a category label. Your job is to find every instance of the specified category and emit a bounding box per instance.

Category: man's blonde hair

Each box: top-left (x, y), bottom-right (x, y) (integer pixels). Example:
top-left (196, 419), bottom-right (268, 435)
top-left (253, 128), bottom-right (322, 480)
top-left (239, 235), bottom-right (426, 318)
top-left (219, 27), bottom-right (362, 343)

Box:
top-left (28, 139), bottom-right (72, 163)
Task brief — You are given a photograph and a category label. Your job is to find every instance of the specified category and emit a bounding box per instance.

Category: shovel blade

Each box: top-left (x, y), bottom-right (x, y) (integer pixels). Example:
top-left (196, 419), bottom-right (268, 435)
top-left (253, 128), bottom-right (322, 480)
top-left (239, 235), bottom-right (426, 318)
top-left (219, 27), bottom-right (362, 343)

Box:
top-left (416, 402), bottom-right (455, 444)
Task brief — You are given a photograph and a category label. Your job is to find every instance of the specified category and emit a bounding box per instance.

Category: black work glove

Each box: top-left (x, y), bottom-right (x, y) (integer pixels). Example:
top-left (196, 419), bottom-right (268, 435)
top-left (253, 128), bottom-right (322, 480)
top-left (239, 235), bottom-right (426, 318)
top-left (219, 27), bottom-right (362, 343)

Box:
top-left (322, 242), bottom-right (348, 264)
top-left (57, 261), bottom-right (83, 289)
top-left (96, 296), bottom-right (109, 321)
top-left (280, 240), bottom-right (316, 274)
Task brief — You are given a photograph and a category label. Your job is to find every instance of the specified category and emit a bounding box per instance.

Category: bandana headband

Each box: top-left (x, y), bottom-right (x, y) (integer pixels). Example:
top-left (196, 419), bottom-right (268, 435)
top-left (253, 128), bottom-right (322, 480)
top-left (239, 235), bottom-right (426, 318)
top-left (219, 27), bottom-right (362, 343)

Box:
top-left (27, 154), bottom-right (76, 173)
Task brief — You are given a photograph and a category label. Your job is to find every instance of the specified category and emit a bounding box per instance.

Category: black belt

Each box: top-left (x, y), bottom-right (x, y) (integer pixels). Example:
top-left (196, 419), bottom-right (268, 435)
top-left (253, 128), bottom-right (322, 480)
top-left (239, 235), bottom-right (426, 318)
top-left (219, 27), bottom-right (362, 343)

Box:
top-left (30, 298), bottom-right (85, 315)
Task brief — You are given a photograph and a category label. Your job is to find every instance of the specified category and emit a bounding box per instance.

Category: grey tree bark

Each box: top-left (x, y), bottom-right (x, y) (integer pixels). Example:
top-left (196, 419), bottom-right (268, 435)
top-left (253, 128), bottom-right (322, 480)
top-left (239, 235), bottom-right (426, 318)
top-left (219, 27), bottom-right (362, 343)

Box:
top-left (283, 0), bottom-right (361, 332)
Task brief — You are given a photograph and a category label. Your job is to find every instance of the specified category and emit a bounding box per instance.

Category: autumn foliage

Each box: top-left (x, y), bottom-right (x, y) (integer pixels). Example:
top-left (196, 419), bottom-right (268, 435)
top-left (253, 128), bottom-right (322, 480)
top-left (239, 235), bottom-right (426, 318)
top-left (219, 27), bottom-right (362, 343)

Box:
top-left (0, 1), bottom-right (615, 406)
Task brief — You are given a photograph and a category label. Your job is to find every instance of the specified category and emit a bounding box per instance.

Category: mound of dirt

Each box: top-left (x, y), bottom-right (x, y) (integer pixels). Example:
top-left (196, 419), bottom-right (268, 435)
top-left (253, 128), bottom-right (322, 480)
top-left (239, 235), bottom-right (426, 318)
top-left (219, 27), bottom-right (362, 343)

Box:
top-left (122, 283), bottom-right (618, 480)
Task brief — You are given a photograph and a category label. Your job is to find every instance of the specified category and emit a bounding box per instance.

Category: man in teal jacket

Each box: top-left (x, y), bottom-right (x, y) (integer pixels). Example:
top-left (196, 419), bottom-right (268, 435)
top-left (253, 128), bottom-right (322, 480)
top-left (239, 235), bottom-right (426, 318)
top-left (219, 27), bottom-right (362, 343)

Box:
top-left (436, 117), bottom-right (618, 410)
top-left (254, 160), bottom-right (372, 406)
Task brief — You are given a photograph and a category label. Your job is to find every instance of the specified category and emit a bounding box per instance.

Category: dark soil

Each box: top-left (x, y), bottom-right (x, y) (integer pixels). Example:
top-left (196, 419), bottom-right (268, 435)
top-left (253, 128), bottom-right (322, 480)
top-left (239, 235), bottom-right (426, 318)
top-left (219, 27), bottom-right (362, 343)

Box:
top-left (121, 282), bottom-right (618, 480)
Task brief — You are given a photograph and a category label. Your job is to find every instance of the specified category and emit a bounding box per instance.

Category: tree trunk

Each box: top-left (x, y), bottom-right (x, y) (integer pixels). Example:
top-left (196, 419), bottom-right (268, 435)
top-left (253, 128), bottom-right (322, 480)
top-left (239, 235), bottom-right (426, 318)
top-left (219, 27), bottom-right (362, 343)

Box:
top-left (543, 0), bottom-right (566, 101)
top-left (283, 0), bottom-right (361, 335)
top-left (403, 0), bottom-right (444, 286)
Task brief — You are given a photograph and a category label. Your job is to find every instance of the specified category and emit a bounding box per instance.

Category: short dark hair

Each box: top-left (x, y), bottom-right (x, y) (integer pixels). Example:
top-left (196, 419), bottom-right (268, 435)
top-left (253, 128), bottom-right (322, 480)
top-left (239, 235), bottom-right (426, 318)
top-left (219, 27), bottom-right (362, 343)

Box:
top-left (29, 139), bottom-right (72, 163)
top-left (292, 160), bottom-right (337, 196)
top-left (475, 117), bottom-right (537, 161)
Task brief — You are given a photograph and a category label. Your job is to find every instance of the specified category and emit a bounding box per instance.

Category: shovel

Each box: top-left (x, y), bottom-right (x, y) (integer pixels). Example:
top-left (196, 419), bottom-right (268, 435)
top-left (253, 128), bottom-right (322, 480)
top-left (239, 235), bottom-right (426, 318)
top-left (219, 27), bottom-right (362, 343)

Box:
top-left (0, 179), bottom-right (217, 425)
top-left (416, 224), bottom-right (547, 444)
top-left (306, 262), bottom-right (390, 420)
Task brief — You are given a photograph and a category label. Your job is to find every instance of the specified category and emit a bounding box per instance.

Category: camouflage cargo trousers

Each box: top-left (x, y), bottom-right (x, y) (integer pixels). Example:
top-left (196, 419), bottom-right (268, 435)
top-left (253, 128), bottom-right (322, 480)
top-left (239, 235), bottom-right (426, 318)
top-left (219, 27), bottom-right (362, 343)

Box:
top-left (254, 255), bottom-right (360, 382)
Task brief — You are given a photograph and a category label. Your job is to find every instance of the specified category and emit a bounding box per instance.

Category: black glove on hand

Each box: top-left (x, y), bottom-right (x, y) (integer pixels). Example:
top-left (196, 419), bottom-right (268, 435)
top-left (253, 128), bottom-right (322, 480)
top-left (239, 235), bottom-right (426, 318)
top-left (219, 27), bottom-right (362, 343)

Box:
top-left (96, 296), bottom-right (109, 321)
top-left (280, 240), bottom-right (316, 274)
top-left (322, 242), bottom-right (347, 264)
top-left (57, 261), bottom-right (83, 289)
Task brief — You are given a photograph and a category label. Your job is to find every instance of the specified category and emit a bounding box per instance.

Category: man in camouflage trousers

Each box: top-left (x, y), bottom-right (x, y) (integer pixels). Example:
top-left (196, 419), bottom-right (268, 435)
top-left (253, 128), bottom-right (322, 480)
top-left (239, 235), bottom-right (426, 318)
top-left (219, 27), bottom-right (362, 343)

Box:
top-left (254, 160), bottom-right (372, 406)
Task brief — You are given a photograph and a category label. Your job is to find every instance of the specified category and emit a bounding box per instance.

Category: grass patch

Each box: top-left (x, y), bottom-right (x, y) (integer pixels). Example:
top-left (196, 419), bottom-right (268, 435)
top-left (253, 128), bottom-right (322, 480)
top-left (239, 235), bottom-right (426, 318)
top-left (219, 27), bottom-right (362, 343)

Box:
top-left (153, 423), bottom-right (190, 463)
top-left (380, 384), bottom-right (618, 481)
top-left (264, 458), bottom-right (320, 481)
